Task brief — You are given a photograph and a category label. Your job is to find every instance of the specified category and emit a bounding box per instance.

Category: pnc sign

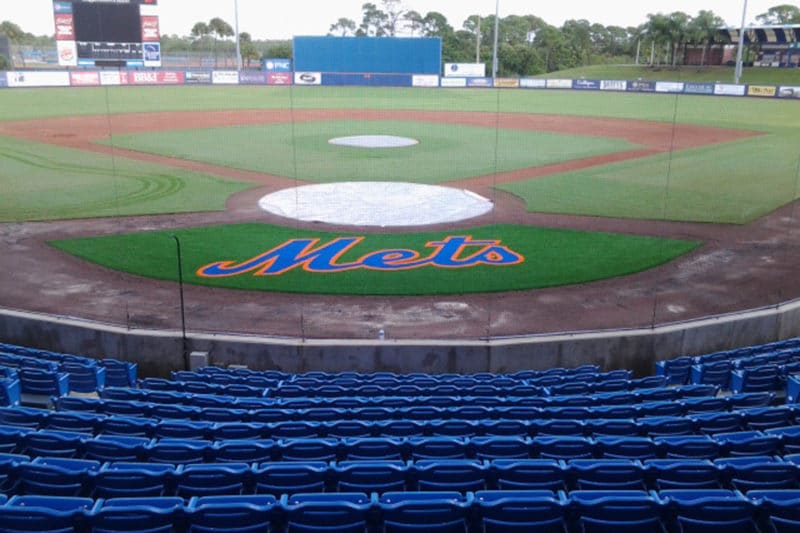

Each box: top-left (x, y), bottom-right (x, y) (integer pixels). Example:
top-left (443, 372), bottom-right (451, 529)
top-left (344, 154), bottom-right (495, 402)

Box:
top-left (198, 235), bottom-right (524, 278)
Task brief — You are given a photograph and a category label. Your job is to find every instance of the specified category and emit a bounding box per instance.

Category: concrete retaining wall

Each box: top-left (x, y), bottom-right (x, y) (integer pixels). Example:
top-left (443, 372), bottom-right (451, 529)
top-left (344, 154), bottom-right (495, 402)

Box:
top-left (1, 300), bottom-right (798, 378)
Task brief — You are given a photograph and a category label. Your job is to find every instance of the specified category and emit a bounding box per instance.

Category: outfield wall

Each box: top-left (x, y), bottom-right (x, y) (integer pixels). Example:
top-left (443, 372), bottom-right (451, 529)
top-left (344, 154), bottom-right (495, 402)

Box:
top-left (1, 69), bottom-right (799, 99)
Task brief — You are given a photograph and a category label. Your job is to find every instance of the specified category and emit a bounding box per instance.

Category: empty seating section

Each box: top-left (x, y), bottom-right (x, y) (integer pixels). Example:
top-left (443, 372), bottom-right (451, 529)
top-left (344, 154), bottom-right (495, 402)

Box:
top-left (0, 338), bottom-right (799, 531)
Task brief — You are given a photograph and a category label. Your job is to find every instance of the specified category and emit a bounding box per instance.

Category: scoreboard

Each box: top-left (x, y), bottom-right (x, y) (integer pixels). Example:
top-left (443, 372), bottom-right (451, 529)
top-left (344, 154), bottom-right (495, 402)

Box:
top-left (53, 0), bottom-right (161, 68)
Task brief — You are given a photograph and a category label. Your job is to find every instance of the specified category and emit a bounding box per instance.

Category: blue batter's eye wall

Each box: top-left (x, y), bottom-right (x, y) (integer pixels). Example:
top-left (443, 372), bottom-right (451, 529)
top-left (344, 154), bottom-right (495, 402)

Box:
top-left (293, 36), bottom-right (442, 75)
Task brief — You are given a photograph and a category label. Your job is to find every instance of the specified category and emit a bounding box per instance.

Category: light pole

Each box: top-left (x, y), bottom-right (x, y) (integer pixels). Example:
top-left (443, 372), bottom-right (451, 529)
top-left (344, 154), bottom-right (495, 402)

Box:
top-left (491, 0), bottom-right (500, 79)
top-left (234, 0), bottom-right (242, 71)
top-left (734, 0), bottom-right (749, 84)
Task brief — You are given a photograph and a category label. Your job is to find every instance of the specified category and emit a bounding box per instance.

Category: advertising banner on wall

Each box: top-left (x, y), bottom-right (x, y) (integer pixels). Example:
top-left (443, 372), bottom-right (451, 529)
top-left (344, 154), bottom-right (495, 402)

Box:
top-left (684, 82), bottom-right (714, 95)
top-left (100, 71), bottom-right (128, 86)
top-left (714, 83), bottom-right (746, 96)
top-left (212, 70), bottom-right (239, 85)
top-left (520, 78), bottom-right (546, 89)
top-left (412, 74), bottom-right (439, 87)
top-left (573, 79), bottom-right (600, 90)
top-left (184, 71), bottom-right (212, 84)
top-left (127, 70), bottom-right (184, 85)
top-left (655, 81), bottom-right (685, 93)
top-left (466, 77), bottom-right (493, 88)
top-left (440, 77), bottom-right (467, 88)
top-left (7, 71), bottom-right (71, 87)
top-left (266, 72), bottom-right (291, 85)
top-left (747, 85), bottom-right (777, 97)
top-left (444, 63), bottom-right (486, 78)
top-left (263, 59), bottom-right (292, 72)
top-left (294, 72), bottom-right (321, 85)
top-left (54, 13), bottom-right (75, 40)
top-left (778, 86), bottom-right (800, 98)
top-left (494, 78), bottom-right (520, 88)
top-left (239, 71), bottom-right (266, 84)
top-left (0, 74), bottom-right (8, 88)
top-left (627, 80), bottom-right (656, 92)
top-left (57, 41), bottom-right (78, 67)
top-left (143, 43), bottom-right (162, 68)
top-left (70, 71), bottom-right (100, 86)
top-left (600, 80), bottom-right (627, 91)
top-left (141, 16), bottom-right (160, 42)
top-left (546, 79), bottom-right (572, 89)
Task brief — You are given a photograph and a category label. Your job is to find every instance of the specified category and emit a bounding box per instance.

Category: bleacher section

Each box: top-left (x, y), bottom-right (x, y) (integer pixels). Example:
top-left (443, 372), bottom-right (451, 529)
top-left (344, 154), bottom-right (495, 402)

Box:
top-left (0, 339), bottom-right (798, 531)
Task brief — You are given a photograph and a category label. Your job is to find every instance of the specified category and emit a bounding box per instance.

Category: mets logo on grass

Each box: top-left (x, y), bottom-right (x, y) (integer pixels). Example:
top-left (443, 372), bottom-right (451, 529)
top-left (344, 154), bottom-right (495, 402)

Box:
top-left (197, 235), bottom-right (524, 278)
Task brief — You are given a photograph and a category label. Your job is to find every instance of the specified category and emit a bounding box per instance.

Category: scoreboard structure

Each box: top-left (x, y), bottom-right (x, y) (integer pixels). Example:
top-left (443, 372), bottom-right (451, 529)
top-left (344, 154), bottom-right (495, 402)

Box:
top-left (53, 0), bottom-right (161, 68)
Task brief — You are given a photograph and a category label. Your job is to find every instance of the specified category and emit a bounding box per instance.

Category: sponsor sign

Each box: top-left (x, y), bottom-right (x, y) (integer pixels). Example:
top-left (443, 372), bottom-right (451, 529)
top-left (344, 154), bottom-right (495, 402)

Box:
top-left (198, 235), bottom-right (524, 278)
top-left (266, 72), bottom-right (291, 85)
top-left (573, 79), bottom-right (600, 90)
top-left (184, 71), bottom-right (212, 84)
top-left (546, 79), bottom-right (572, 89)
top-left (57, 41), bottom-right (78, 67)
top-left (684, 82), bottom-right (714, 95)
top-left (466, 77), bottom-right (492, 88)
top-left (714, 83), bottom-right (746, 96)
top-left (141, 16), bottom-right (160, 42)
top-left (444, 63), bottom-right (486, 78)
top-left (440, 77), bottom-right (467, 88)
top-left (143, 43), bottom-right (161, 67)
top-left (263, 59), bottom-right (292, 72)
top-left (600, 80), bottom-right (627, 91)
top-left (494, 78), bottom-right (520, 88)
top-left (127, 70), bottom-right (184, 85)
top-left (70, 71), bottom-right (100, 86)
top-left (412, 74), bottom-right (439, 87)
top-left (239, 71), bottom-right (267, 85)
top-left (0, 73), bottom-right (8, 88)
top-left (99, 71), bottom-right (128, 86)
top-left (520, 78), bottom-right (546, 89)
top-left (53, 2), bottom-right (72, 14)
top-left (747, 85), bottom-right (777, 97)
top-left (655, 81), bottom-right (685, 93)
top-left (778, 86), bottom-right (800, 99)
top-left (294, 72), bottom-right (321, 85)
top-left (7, 71), bottom-right (70, 88)
top-left (212, 70), bottom-right (239, 85)
top-left (627, 80), bottom-right (656, 92)
top-left (54, 13), bottom-right (74, 40)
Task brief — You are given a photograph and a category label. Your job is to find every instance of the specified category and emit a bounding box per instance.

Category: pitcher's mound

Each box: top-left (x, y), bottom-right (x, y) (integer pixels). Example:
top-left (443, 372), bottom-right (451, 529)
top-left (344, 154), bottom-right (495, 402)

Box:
top-left (259, 182), bottom-right (493, 227)
top-left (328, 135), bottom-right (419, 148)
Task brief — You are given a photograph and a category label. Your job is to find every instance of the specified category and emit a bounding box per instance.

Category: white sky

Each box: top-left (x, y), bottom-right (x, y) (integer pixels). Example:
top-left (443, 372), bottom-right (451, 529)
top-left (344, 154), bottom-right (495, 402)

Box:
top-left (4, 0), bottom-right (796, 40)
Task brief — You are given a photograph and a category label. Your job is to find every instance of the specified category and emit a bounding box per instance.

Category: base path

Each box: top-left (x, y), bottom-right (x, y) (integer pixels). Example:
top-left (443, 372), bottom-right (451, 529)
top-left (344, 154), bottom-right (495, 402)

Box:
top-left (0, 108), bottom-right (796, 340)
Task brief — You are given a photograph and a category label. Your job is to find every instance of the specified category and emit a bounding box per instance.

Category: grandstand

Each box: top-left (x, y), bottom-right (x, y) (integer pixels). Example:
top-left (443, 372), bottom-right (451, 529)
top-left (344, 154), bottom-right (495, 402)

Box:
top-left (0, 337), bottom-right (799, 530)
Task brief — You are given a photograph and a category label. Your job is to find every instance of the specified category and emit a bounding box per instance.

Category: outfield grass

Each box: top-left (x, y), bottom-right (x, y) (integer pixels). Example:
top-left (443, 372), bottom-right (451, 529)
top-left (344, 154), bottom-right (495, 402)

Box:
top-left (50, 224), bottom-right (700, 295)
top-left (0, 135), bottom-right (253, 222)
top-left (103, 120), bottom-right (639, 184)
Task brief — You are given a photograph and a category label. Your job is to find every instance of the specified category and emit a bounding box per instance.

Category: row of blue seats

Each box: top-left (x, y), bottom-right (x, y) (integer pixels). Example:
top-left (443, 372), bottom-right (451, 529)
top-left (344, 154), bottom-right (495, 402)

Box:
top-left (2, 455), bottom-right (800, 498)
top-left (0, 356), bottom-right (134, 393)
top-left (1, 427), bottom-right (798, 463)
top-left (107, 382), bottom-right (722, 410)
top-left (0, 490), bottom-right (798, 532)
top-left (789, 375), bottom-right (800, 403)
top-left (692, 361), bottom-right (800, 393)
top-left (0, 378), bottom-right (19, 408)
top-left (8, 405), bottom-right (796, 440)
top-left (0, 344), bottom-right (136, 385)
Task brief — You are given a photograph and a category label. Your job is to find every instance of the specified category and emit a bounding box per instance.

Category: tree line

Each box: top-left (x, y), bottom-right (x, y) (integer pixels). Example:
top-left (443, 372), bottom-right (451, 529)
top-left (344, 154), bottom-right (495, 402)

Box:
top-left (1, 3), bottom-right (798, 73)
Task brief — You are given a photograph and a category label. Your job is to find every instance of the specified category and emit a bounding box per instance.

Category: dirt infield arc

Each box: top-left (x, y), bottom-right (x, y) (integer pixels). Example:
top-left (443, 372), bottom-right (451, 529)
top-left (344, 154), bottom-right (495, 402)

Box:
top-left (1, 109), bottom-right (798, 340)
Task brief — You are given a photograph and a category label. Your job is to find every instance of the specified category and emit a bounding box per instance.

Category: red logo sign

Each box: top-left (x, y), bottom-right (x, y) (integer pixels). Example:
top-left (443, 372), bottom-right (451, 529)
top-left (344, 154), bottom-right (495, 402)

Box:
top-left (70, 72), bottom-right (100, 86)
top-left (267, 72), bottom-right (292, 85)
top-left (141, 16), bottom-right (160, 42)
top-left (128, 71), bottom-right (184, 85)
top-left (54, 13), bottom-right (74, 40)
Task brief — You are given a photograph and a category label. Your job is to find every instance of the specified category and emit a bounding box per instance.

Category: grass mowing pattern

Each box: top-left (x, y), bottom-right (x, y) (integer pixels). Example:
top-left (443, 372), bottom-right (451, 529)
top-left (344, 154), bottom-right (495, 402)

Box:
top-left (0, 136), bottom-right (254, 222)
top-left (102, 120), bottom-right (640, 184)
top-left (50, 223), bottom-right (700, 295)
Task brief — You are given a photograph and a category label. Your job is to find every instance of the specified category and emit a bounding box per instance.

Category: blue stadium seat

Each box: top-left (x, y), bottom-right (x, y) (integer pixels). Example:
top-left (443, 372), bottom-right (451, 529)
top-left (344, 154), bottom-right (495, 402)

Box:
top-left (90, 497), bottom-right (183, 533)
top-left (153, 420), bottom-right (213, 441)
top-left (17, 368), bottom-right (69, 401)
top-left (100, 388), bottom-right (145, 402)
top-left (92, 462), bottom-right (175, 499)
top-left (682, 396), bottom-right (728, 414)
top-left (174, 463), bottom-right (251, 498)
top-left (0, 452), bottom-right (28, 492)
top-left (204, 407), bottom-right (251, 423)
top-left (586, 419), bottom-right (639, 437)
top-left (530, 419), bottom-right (585, 437)
top-left (100, 416), bottom-right (155, 438)
top-left (637, 401), bottom-right (684, 418)
top-left (210, 439), bottom-right (275, 464)
top-left (279, 438), bottom-right (339, 462)
top-left (787, 375), bottom-right (800, 404)
top-left (636, 388), bottom-right (680, 403)
top-left (300, 408), bottom-right (349, 423)
top-left (0, 406), bottom-right (50, 429)
top-left (655, 435), bottom-right (720, 459)
top-left (644, 459), bottom-right (721, 490)
top-left (21, 429), bottom-right (88, 459)
top-left (478, 420), bottom-right (529, 438)
top-left (474, 490), bottom-right (568, 533)
top-left (187, 495), bottom-right (276, 533)
top-left (638, 416), bottom-right (694, 437)
top-left (342, 437), bottom-right (404, 461)
top-left (379, 491), bottom-right (472, 533)
top-left (412, 459), bottom-right (488, 492)
top-left (592, 405), bottom-right (638, 420)
top-left (399, 406), bottom-right (445, 421)
top-left (149, 403), bottom-right (203, 421)
top-left (18, 456), bottom-right (99, 497)
top-left (691, 361), bottom-right (732, 388)
top-left (210, 422), bottom-right (265, 441)
top-left (332, 460), bottom-right (409, 493)
top-left (61, 362), bottom-right (105, 394)
top-left (102, 400), bottom-right (149, 418)
top-left (534, 436), bottom-right (594, 460)
top-left (408, 437), bottom-right (468, 460)
top-left (568, 459), bottom-right (646, 490)
top-left (448, 405), bottom-right (493, 420)
top-left (0, 495), bottom-right (94, 533)
top-left (569, 490), bottom-right (665, 531)
top-left (98, 359), bottom-right (137, 388)
top-left (730, 365), bottom-right (781, 393)
top-left (429, 420), bottom-right (480, 438)
top-left (0, 423), bottom-right (33, 454)
top-left (145, 438), bottom-right (211, 465)
top-left (470, 436), bottom-right (531, 460)
top-left (660, 489), bottom-right (758, 531)
top-left (284, 492), bottom-right (371, 533)
top-left (45, 411), bottom-right (105, 435)
top-left (655, 357), bottom-right (693, 385)
top-left (325, 420), bottom-right (374, 439)
top-left (716, 431), bottom-right (781, 457)
top-left (250, 408), bottom-right (293, 424)
top-left (269, 422), bottom-right (323, 439)
top-left (490, 459), bottom-right (567, 491)
top-left (727, 392), bottom-right (775, 410)
top-left (83, 435), bottom-right (150, 463)
top-left (595, 436), bottom-right (657, 460)
top-left (676, 384), bottom-right (720, 398)
top-left (691, 411), bottom-right (743, 434)
top-left (0, 378), bottom-right (21, 408)
top-left (748, 489), bottom-right (800, 532)
top-left (375, 420), bottom-right (426, 438)
top-left (715, 456), bottom-right (800, 491)
top-left (741, 406), bottom-right (794, 431)
top-left (253, 462), bottom-right (328, 495)
top-left (765, 425), bottom-right (800, 455)
top-left (629, 376), bottom-right (667, 389)
top-left (53, 396), bottom-right (100, 413)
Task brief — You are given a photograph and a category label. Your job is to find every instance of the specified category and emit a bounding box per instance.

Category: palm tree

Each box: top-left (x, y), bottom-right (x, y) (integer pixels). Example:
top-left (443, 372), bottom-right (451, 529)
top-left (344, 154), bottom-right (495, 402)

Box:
top-left (644, 13), bottom-right (670, 66)
top-left (666, 12), bottom-right (690, 68)
top-left (208, 18), bottom-right (234, 67)
top-left (688, 10), bottom-right (725, 67)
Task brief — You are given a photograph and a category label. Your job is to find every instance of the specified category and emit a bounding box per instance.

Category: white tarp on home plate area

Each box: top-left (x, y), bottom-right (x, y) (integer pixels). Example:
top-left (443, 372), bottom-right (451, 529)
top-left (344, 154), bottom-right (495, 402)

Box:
top-left (258, 182), bottom-right (493, 227)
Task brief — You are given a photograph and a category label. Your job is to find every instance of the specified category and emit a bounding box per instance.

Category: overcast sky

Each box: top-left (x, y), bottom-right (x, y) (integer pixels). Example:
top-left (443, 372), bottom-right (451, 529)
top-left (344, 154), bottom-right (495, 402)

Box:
top-left (5, 0), bottom-right (795, 39)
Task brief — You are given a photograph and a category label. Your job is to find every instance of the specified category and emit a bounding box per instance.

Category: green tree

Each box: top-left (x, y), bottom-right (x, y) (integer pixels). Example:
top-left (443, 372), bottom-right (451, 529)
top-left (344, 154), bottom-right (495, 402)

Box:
top-left (208, 17), bottom-right (234, 67)
top-left (239, 32), bottom-right (260, 68)
top-left (666, 11), bottom-right (690, 67)
top-left (688, 10), bottom-right (725, 66)
top-left (562, 19), bottom-right (593, 65)
top-left (756, 4), bottom-right (800, 24)
top-left (645, 13), bottom-right (671, 65)
top-left (381, 0), bottom-right (405, 36)
top-left (0, 21), bottom-right (26, 67)
top-left (264, 41), bottom-right (292, 59)
top-left (358, 3), bottom-right (388, 36)
top-left (329, 18), bottom-right (357, 36)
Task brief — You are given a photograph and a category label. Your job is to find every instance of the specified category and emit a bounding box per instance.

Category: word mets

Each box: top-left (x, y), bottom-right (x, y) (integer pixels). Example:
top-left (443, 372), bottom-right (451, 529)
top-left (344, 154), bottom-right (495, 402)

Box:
top-left (197, 236), bottom-right (524, 277)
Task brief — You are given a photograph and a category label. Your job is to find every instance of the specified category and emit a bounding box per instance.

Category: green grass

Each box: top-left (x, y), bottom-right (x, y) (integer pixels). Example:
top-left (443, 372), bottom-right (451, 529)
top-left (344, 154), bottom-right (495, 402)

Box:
top-left (535, 65), bottom-right (800, 85)
top-left (49, 223), bottom-right (700, 295)
top-left (103, 120), bottom-right (639, 184)
top-left (0, 135), bottom-right (253, 222)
